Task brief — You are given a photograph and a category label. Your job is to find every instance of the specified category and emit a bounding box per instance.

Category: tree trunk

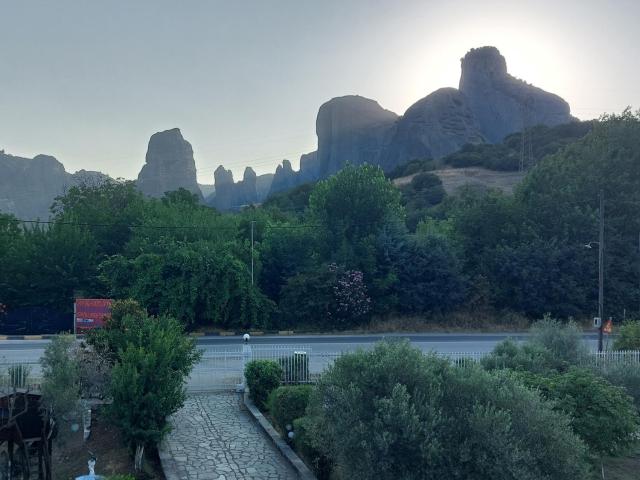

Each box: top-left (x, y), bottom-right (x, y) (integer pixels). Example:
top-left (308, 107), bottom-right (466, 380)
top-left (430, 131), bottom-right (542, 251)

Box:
top-left (134, 444), bottom-right (144, 471)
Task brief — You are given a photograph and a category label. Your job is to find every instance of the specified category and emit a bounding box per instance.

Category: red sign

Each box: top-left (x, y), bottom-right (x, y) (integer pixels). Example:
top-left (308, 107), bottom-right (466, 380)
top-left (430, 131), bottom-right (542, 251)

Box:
top-left (75, 299), bottom-right (112, 333)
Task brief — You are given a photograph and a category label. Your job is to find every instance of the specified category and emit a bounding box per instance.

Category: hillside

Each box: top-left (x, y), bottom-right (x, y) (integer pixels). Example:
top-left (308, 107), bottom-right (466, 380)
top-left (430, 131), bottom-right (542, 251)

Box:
top-left (394, 167), bottom-right (525, 194)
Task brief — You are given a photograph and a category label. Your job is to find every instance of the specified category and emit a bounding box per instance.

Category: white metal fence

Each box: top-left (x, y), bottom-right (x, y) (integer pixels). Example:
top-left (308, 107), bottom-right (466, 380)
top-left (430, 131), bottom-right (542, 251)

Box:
top-left (2, 349), bottom-right (640, 394)
top-left (187, 345), bottom-right (312, 392)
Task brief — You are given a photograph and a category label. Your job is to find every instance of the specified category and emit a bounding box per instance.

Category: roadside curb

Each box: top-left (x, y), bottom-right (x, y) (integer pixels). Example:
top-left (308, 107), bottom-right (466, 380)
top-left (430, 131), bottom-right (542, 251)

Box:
top-left (0, 335), bottom-right (50, 340)
top-left (243, 391), bottom-right (316, 480)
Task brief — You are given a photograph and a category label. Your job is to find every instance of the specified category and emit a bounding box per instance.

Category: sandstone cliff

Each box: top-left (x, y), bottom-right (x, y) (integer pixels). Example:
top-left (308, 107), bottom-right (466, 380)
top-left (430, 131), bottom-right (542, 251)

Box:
top-left (459, 46), bottom-right (574, 143)
top-left (136, 128), bottom-right (203, 200)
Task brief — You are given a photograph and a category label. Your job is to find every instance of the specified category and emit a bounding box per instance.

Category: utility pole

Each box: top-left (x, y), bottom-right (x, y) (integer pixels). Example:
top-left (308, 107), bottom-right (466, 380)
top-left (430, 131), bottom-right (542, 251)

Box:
top-left (598, 191), bottom-right (605, 352)
top-left (250, 220), bottom-right (255, 286)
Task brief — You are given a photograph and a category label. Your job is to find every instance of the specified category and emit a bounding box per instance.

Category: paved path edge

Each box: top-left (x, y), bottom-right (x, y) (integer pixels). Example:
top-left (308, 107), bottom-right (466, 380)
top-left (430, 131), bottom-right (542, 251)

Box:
top-left (243, 392), bottom-right (316, 480)
top-left (158, 437), bottom-right (180, 480)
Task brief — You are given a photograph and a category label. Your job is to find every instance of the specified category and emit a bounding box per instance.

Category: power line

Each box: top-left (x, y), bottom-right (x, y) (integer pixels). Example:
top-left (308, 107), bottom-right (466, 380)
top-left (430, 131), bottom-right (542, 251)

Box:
top-left (15, 218), bottom-right (239, 232)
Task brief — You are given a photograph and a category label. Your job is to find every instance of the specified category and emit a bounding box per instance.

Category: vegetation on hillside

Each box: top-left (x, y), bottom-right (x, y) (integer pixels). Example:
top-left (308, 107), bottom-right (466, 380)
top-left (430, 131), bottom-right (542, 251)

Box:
top-left (444, 120), bottom-right (594, 171)
top-left (0, 112), bottom-right (638, 330)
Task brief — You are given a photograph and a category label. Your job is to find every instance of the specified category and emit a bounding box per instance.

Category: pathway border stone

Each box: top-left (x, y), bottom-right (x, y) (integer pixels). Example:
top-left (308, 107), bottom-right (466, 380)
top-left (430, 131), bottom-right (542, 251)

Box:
top-left (242, 392), bottom-right (316, 480)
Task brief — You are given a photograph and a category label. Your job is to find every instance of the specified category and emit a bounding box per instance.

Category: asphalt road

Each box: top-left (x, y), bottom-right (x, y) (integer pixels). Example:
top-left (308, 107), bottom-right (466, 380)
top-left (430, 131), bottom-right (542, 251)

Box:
top-left (0, 332), bottom-right (602, 364)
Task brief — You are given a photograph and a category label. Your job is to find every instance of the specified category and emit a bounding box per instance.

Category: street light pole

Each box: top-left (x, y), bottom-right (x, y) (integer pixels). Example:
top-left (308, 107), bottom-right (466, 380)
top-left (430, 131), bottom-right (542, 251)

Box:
top-left (250, 220), bottom-right (255, 286)
top-left (598, 191), bottom-right (604, 352)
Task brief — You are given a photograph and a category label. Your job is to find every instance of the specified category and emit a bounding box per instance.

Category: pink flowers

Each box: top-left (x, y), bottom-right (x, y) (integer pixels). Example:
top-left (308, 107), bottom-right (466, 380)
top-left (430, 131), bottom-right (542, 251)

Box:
top-left (330, 266), bottom-right (371, 322)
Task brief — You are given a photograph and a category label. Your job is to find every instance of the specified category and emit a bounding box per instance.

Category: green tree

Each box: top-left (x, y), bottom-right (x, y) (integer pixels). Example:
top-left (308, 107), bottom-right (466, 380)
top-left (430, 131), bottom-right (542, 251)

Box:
top-left (100, 240), bottom-right (272, 329)
top-left (513, 368), bottom-right (640, 457)
top-left (613, 320), bottom-right (640, 350)
top-left (309, 164), bottom-right (404, 263)
top-left (105, 308), bottom-right (201, 470)
top-left (40, 334), bottom-right (81, 425)
top-left (51, 180), bottom-right (145, 256)
top-left (517, 110), bottom-right (640, 317)
top-left (303, 341), bottom-right (589, 480)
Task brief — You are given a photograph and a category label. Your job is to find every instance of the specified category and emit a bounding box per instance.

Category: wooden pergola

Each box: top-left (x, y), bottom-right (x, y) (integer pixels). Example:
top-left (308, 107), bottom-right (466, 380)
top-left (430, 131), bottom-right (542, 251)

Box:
top-left (0, 390), bottom-right (54, 480)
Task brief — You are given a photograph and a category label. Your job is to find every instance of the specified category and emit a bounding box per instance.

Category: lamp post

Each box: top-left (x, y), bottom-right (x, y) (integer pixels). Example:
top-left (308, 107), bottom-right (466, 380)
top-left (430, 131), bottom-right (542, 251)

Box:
top-left (584, 191), bottom-right (605, 352)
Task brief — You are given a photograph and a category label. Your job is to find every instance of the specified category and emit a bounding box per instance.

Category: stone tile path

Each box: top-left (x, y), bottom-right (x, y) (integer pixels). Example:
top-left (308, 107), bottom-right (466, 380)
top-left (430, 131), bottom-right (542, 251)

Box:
top-left (160, 393), bottom-right (298, 480)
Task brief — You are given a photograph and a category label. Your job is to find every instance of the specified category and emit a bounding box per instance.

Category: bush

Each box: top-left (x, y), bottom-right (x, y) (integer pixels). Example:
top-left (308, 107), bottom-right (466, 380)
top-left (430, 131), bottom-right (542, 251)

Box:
top-left (481, 339), bottom-right (568, 374)
top-left (613, 320), bottom-right (640, 350)
top-left (267, 385), bottom-right (313, 434)
top-left (303, 341), bottom-right (589, 480)
top-left (245, 360), bottom-right (282, 409)
top-left (530, 316), bottom-right (588, 365)
top-left (596, 362), bottom-right (640, 411)
top-left (293, 416), bottom-right (333, 480)
top-left (105, 309), bottom-right (201, 471)
top-left (40, 334), bottom-right (80, 420)
top-left (513, 367), bottom-right (640, 457)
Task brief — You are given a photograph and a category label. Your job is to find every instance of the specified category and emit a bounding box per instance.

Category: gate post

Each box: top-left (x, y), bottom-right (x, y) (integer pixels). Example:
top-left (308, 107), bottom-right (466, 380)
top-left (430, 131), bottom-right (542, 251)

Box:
top-left (236, 333), bottom-right (251, 392)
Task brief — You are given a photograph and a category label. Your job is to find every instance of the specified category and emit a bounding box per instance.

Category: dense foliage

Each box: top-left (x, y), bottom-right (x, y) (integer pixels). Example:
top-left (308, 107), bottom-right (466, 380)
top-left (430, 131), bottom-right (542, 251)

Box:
top-left (443, 121), bottom-right (593, 170)
top-left (613, 320), bottom-right (640, 350)
top-left (267, 385), bottom-right (313, 434)
top-left (1, 114), bottom-right (638, 330)
top-left (102, 302), bottom-right (201, 469)
top-left (298, 341), bottom-right (589, 480)
top-left (244, 359), bottom-right (283, 409)
top-left (483, 320), bottom-right (640, 459)
top-left (513, 368), bottom-right (639, 457)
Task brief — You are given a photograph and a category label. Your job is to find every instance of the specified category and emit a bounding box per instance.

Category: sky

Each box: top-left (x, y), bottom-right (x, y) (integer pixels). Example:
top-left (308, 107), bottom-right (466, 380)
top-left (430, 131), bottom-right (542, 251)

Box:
top-left (1, 0), bottom-right (638, 183)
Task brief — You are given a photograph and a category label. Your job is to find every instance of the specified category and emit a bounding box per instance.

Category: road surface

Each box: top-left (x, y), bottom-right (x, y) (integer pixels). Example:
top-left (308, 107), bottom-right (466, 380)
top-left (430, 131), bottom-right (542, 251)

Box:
top-left (0, 332), bottom-right (601, 364)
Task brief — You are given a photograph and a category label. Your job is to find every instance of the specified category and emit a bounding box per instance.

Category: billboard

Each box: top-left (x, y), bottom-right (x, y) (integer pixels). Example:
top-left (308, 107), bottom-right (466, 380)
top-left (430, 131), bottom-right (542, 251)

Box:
top-left (74, 299), bottom-right (113, 333)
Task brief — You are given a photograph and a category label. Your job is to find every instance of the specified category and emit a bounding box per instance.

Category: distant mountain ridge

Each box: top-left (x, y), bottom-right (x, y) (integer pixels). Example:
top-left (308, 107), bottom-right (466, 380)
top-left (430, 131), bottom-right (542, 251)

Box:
top-left (0, 151), bottom-right (108, 219)
top-left (0, 46), bottom-right (577, 217)
top-left (262, 46), bottom-right (574, 199)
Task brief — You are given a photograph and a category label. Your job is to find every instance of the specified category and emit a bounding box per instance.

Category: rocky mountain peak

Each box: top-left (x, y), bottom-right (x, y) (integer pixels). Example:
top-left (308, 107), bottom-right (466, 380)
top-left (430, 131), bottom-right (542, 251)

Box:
top-left (214, 165), bottom-right (234, 185)
top-left (458, 46), bottom-right (574, 143)
top-left (459, 46), bottom-right (508, 90)
top-left (137, 128), bottom-right (202, 199)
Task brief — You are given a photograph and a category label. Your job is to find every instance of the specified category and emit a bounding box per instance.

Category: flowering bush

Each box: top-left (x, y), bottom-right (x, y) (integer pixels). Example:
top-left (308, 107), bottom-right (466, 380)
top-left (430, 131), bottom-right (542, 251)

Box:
top-left (329, 265), bottom-right (371, 325)
top-left (280, 264), bottom-right (372, 329)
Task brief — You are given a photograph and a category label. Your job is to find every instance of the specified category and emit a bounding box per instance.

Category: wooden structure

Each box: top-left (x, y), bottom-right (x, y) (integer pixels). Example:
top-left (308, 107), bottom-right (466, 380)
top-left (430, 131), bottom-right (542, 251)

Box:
top-left (0, 390), bottom-right (54, 480)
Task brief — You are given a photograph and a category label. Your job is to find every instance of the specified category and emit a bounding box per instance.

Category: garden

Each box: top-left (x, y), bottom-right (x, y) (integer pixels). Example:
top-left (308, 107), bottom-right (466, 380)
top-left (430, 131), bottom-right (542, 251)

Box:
top-left (245, 318), bottom-right (640, 480)
top-left (0, 299), bottom-right (200, 479)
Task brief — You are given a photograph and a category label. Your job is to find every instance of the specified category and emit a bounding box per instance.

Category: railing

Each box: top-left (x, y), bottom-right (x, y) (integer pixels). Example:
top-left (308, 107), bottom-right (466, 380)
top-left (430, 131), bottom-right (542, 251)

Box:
top-left (0, 362), bottom-right (42, 392)
top-left (187, 345), bottom-right (312, 392)
top-left (2, 349), bottom-right (639, 394)
top-left (586, 350), bottom-right (640, 367)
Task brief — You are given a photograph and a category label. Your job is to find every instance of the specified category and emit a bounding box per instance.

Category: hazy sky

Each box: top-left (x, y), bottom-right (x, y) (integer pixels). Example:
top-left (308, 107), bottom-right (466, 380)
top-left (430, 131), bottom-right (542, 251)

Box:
top-left (1, 0), bottom-right (638, 182)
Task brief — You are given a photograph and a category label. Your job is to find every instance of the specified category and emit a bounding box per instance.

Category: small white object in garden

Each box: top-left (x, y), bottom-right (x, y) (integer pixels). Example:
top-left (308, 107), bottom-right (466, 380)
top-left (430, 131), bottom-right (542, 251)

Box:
top-left (285, 424), bottom-right (292, 431)
top-left (288, 431), bottom-right (295, 439)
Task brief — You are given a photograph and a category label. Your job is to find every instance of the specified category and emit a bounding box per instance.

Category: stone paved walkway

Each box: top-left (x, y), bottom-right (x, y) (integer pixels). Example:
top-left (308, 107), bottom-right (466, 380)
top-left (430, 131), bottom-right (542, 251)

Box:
top-left (160, 393), bottom-right (298, 480)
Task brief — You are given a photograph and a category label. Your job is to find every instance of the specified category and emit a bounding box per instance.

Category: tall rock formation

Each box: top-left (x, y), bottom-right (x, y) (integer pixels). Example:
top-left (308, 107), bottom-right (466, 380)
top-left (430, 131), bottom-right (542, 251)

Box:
top-left (209, 165), bottom-right (235, 211)
top-left (236, 167), bottom-right (258, 206)
top-left (208, 166), bottom-right (262, 210)
top-left (269, 159), bottom-right (299, 196)
top-left (316, 96), bottom-right (398, 177)
top-left (383, 88), bottom-right (485, 171)
top-left (256, 173), bottom-right (274, 201)
top-left (137, 128), bottom-right (203, 200)
top-left (298, 151), bottom-right (320, 183)
top-left (459, 46), bottom-right (574, 143)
